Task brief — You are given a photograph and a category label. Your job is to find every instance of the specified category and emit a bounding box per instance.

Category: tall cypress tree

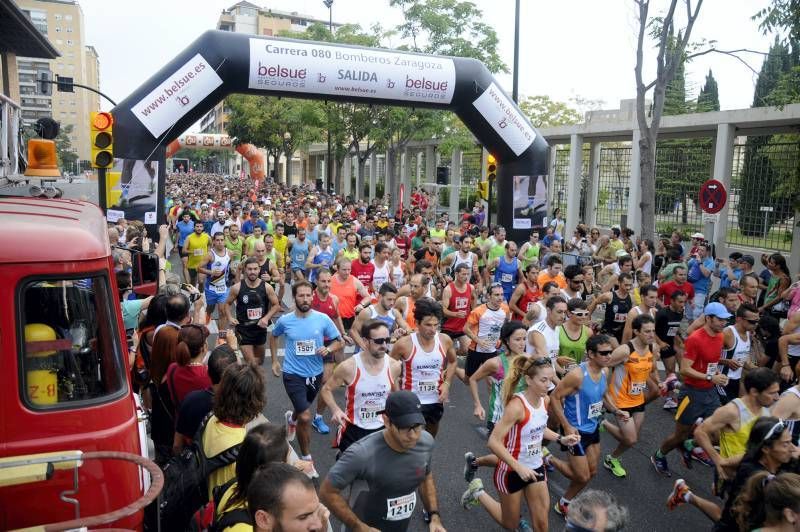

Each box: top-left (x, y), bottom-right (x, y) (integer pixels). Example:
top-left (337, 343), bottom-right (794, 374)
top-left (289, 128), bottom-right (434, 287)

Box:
top-left (738, 39), bottom-right (794, 236)
top-left (697, 70), bottom-right (720, 111)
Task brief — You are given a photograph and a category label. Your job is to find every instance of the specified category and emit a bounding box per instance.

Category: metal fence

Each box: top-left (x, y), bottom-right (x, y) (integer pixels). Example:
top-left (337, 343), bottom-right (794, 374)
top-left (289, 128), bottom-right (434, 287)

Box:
top-left (728, 139), bottom-right (797, 252)
top-left (552, 147), bottom-right (591, 222)
top-left (596, 145), bottom-right (632, 227)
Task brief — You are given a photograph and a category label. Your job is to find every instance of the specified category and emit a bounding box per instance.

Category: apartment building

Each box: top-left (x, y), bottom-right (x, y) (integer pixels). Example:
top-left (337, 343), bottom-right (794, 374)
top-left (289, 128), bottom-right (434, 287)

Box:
top-left (15, 0), bottom-right (100, 164)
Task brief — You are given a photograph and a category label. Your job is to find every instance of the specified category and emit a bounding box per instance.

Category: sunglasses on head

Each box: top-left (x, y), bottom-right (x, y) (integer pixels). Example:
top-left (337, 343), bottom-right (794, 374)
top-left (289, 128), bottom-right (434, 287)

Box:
top-left (762, 419), bottom-right (787, 443)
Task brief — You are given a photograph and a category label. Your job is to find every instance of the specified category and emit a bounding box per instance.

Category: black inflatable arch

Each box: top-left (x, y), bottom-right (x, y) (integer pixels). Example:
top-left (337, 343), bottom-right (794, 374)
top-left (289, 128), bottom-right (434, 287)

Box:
top-left (111, 30), bottom-right (548, 241)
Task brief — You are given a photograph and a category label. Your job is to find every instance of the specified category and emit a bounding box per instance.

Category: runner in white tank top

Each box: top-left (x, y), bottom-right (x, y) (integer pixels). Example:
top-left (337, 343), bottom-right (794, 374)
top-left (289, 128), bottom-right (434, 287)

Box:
top-left (372, 259), bottom-right (391, 293)
top-left (494, 392), bottom-right (550, 490)
top-left (401, 332), bottom-right (447, 405)
top-left (345, 355), bottom-right (394, 430)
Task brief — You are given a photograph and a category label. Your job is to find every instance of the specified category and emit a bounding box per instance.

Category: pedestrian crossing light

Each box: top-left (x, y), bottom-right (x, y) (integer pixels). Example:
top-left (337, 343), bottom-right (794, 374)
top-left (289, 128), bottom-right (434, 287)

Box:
top-left (486, 153), bottom-right (497, 181)
top-left (90, 111), bottom-right (114, 169)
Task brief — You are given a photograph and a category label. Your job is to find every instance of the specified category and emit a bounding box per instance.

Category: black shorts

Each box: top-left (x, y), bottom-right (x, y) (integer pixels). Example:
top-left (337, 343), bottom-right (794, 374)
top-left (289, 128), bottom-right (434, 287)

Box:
top-left (675, 386), bottom-right (721, 426)
top-left (420, 403), bottom-right (444, 426)
top-left (442, 329), bottom-right (466, 341)
top-left (493, 465), bottom-right (547, 494)
top-left (660, 345), bottom-right (677, 360)
top-left (337, 423), bottom-right (383, 455)
top-left (466, 350), bottom-right (497, 377)
top-left (560, 427), bottom-right (601, 453)
top-left (283, 372), bottom-right (324, 413)
top-left (342, 316), bottom-right (355, 332)
top-left (179, 247), bottom-right (189, 258)
top-left (717, 378), bottom-right (741, 405)
top-left (188, 268), bottom-right (198, 284)
top-left (621, 403), bottom-right (646, 414)
top-left (236, 324), bottom-right (267, 346)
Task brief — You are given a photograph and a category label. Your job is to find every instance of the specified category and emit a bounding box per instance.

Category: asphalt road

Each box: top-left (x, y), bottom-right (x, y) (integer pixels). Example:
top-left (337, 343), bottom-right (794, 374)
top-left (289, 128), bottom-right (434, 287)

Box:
top-left (168, 251), bottom-right (715, 531)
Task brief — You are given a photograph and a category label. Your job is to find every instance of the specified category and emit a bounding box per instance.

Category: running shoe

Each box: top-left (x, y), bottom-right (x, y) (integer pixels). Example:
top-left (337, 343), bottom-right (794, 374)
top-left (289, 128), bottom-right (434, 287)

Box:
top-left (554, 500), bottom-right (569, 517)
top-left (464, 452), bottom-right (478, 483)
top-left (691, 446), bottom-right (714, 467)
top-left (667, 478), bottom-right (691, 510)
top-left (542, 446), bottom-right (555, 472)
top-left (663, 397), bottom-right (679, 410)
top-left (679, 446), bottom-right (694, 470)
top-left (651, 453), bottom-right (671, 477)
top-left (285, 410), bottom-right (297, 442)
top-left (515, 518), bottom-right (533, 532)
top-left (461, 478), bottom-right (484, 509)
top-left (312, 414), bottom-right (330, 434)
top-left (603, 454), bottom-right (627, 478)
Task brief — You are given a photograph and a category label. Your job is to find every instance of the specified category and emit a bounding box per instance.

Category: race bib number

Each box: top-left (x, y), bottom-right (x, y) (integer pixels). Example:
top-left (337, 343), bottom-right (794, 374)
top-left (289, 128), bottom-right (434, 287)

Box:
top-left (614, 313), bottom-right (627, 323)
top-left (359, 405), bottom-right (382, 423)
top-left (386, 492), bottom-right (416, 521)
top-left (246, 308), bottom-right (262, 320)
top-left (549, 350), bottom-right (559, 362)
top-left (211, 283), bottom-right (227, 294)
top-left (630, 381), bottom-right (646, 395)
top-left (525, 442), bottom-right (542, 459)
top-left (501, 273), bottom-right (513, 283)
top-left (588, 400), bottom-right (603, 419)
top-left (706, 363), bottom-right (719, 376)
top-left (666, 326), bottom-right (678, 337)
top-left (193, 248), bottom-right (204, 256)
top-left (418, 381), bottom-right (438, 393)
top-left (295, 339), bottom-right (316, 356)
top-left (526, 302), bottom-right (535, 312)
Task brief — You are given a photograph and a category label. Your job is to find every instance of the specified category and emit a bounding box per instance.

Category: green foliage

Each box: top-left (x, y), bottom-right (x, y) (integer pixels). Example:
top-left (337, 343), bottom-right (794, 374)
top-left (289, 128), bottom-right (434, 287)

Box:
top-left (738, 39), bottom-right (799, 235)
top-left (55, 124), bottom-right (78, 170)
top-left (518, 95), bottom-right (583, 128)
top-left (389, 0), bottom-right (507, 74)
top-left (696, 70), bottom-right (720, 111)
top-left (754, 0), bottom-right (800, 43)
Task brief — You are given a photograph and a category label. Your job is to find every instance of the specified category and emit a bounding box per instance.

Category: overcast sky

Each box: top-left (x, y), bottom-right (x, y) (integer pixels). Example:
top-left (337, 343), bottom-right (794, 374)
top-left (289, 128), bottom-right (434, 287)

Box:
top-left (78, 0), bottom-right (775, 122)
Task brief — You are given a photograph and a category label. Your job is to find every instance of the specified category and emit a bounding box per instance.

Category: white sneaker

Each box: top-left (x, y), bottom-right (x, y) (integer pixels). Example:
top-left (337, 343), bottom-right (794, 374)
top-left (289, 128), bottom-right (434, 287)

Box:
top-left (285, 410), bottom-right (297, 441)
top-left (663, 397), bottom-right (678, 410)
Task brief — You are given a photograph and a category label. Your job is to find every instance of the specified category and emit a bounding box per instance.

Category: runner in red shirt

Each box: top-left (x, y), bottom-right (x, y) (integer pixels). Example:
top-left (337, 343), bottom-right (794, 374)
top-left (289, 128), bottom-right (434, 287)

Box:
top-left (441, 263), bottom-right (475, 357)
top-left (652, 302), bottom-right (731, 477)
top-left (350, 243), bottom-right (375, 293)
top-left (658, 265), bottom-right (695, 306)
top-left (509, 264), bottom-right (542, 321)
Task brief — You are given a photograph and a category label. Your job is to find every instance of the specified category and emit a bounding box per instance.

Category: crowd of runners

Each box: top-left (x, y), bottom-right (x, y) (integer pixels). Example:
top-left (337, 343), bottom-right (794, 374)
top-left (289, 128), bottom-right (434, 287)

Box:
top-left (116, 172), bottom-right (800, 531)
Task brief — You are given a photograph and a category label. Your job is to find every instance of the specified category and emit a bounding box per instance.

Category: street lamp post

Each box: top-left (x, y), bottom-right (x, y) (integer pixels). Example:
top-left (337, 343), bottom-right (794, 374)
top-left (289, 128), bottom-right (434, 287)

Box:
top-left (512, 0), bottom-right (520, 103)
top-left (324, 0), bottom-right (334, 194)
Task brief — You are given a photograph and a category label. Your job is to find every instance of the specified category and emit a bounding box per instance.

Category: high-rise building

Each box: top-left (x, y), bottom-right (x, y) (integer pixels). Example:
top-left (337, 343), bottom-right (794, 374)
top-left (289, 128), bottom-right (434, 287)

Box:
top-left (15, 0), bottom-right (100, 167)
top-left (200, 1), bottom-right (341, 135)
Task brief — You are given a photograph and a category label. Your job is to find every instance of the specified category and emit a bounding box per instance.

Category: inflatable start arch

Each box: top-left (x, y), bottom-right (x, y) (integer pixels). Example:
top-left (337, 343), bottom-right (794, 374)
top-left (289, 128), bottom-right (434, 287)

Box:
top-left (165, 133), bottom-right (266, 180)
top-left (108, 30), bottom-right (549, 241)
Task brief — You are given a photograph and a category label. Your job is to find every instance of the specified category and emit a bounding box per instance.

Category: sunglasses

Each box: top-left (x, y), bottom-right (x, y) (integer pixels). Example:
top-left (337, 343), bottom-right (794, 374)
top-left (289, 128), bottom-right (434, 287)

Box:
top-left (571, 311), bottom-right (589, 317)
top-left (745, 318), bottom-right (760, 325)
top-left (370, 337), bottom-right (392, 345)
top-left (595, 349), bottom-right (614, 356)
top-left (763, 419), bottom-right (786, 442)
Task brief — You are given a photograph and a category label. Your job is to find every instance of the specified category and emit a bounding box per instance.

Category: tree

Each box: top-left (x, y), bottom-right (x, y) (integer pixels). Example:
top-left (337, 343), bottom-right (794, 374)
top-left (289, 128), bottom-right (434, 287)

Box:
top-left (633, 0), bottom-right (704, 241)
top-left (519, 95), bottom-right (583, 128)
top-left (737, 39), bottom-right (798, 235)
top-left (696, 69), bottom-right (720, 111)
top-left (55, 124), bottom-right (78, 172)
top-left (754, 0), bottom-right (800, 43)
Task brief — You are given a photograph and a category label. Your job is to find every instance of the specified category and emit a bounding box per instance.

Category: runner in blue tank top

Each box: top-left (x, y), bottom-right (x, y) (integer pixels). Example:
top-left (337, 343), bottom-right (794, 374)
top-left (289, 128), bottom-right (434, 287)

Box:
top-left (289, 228), bottom-right (312, 281)
top-left (306, 233), bottom-right (336, 284)
top-left (491, 241), bottom-right (520, 302)
top-left (549, 334), bottom-right (627, 518)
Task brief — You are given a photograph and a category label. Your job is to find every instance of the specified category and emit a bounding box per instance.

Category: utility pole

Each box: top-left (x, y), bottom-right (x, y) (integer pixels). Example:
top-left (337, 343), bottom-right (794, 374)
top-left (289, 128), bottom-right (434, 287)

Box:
top-left (324, 0), bottom-right (334, 193)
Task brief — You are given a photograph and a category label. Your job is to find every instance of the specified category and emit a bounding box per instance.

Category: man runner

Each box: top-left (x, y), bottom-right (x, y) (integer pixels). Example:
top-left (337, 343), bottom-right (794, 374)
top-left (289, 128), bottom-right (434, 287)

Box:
top-left (272, 281), bottom-right (343, 478)
top-left (222, 257), bottom-right (280, 366)
top-left (199, 232), bottom-right (231, 334)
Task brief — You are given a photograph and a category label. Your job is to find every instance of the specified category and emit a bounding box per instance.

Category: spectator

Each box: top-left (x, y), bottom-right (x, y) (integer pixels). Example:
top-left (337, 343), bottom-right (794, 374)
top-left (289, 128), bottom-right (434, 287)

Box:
top-left (687, 242), bottom-right (715, 319)
top-left (566, 489), bottom-right (629, 531)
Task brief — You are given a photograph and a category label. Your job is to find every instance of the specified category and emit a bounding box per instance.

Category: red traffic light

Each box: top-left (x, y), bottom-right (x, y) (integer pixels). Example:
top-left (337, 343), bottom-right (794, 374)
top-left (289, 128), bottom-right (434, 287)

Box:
top-left (92, 111), bottom-right (113, 130)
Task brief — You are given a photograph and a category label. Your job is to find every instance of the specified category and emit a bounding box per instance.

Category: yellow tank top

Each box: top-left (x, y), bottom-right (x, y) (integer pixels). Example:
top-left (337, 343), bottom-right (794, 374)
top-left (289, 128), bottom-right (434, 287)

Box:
top-left (719, 398), bottom-right (770, 458)
top-left (609, 342), bottom-right (653, 408)
top-left (342, 247), bottom-right (359, 261)
top-left (186, 232), bottom-right (211, 269)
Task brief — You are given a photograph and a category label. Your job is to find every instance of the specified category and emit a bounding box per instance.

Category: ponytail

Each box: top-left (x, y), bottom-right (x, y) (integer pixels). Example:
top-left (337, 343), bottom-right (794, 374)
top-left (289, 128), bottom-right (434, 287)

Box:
top-left (501, 355), bottom-right (528, 406)
top-left (175, 324), bottom-right (210, 366)
top-left (734, 471), bottom-right (800, 531)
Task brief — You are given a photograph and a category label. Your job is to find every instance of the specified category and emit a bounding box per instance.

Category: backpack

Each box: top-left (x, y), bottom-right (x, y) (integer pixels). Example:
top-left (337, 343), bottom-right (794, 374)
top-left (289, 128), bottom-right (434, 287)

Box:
top-left (206, 478), bottom-right (253, 532)
top-left (156, 413), bottom-right (242, 531)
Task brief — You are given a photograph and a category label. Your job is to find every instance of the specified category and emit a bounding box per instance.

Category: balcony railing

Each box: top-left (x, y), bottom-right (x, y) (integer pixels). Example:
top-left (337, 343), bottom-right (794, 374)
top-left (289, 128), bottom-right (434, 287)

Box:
top-left (0, 93), bottom-right (22, 179)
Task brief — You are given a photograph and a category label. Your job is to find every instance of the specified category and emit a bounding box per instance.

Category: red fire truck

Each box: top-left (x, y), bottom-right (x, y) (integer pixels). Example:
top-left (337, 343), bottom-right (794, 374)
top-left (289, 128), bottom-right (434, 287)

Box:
top-left (0, 196), bottom-right (161, 530)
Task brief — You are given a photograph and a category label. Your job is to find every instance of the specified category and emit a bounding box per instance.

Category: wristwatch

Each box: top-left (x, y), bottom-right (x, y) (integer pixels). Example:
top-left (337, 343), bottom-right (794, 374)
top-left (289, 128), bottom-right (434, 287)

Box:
top-left (423, 510), bottom-right (440, 523)
top-left (705, 374), bottom-right (712, 381)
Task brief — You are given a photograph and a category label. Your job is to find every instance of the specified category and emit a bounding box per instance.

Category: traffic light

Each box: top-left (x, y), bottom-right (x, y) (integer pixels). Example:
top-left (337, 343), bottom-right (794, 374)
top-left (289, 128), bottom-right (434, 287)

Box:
top-left (486, 153), bottom-right (497, 181)
top-left (90, 111), bottom-right (114, 168)
top-left (477, 180), bottom-right (489, 200)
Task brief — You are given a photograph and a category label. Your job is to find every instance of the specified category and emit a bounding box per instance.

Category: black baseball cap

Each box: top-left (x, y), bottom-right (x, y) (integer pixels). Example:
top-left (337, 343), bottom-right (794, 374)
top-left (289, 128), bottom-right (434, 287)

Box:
top-left (382, 390), bottom-right (426, 428)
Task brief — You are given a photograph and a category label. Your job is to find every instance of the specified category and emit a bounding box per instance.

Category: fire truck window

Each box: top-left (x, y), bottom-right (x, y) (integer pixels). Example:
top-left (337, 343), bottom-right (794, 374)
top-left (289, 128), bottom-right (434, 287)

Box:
top-left (20, 276), bottom-right (126, 408)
